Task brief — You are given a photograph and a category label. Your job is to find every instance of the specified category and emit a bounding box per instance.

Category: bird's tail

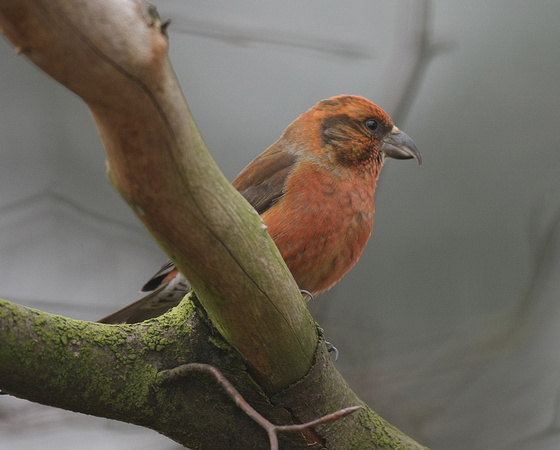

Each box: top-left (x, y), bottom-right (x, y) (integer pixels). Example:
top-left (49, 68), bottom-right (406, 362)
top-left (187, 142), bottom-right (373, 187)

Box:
top-left (99, 264), bottom-right (190, 324)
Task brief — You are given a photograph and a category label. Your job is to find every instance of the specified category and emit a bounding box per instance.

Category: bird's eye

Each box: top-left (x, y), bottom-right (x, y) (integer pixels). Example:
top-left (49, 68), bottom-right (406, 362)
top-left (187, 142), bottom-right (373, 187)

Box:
top-left (365, 119), bottom-right (378, 131)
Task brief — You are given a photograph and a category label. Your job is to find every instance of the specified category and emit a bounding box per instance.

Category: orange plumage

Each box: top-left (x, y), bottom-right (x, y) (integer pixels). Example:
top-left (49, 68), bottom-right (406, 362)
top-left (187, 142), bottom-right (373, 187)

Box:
top-left (100, 95), bottom-right (421, 324)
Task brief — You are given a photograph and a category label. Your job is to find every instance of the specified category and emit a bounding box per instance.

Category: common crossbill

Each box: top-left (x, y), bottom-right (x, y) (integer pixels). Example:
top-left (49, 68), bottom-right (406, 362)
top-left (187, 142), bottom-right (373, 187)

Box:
top-left (100, 95), bottom-right (421, 324)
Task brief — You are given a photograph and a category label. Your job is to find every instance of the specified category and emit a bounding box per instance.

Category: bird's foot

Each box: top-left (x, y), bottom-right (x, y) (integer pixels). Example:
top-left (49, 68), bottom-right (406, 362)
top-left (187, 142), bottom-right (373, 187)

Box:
top-left (300, 289), bottom-right (314, 301)
top-left (326, 341), bottom-right (339, 361)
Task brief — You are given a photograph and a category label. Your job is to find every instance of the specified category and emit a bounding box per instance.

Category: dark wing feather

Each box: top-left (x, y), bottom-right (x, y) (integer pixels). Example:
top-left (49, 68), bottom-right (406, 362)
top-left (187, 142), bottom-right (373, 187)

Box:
top-left (233, 147), bottom-right (297, 215)
top-left (141, 260), bottom-right (176, 292)
top-left (99, 270), bottom-right (190, 324)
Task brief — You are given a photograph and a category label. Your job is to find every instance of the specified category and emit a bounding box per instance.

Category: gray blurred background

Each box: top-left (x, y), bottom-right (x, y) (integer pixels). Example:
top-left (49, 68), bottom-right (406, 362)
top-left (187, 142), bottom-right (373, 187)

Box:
top-left (1, 1), bottom-right (560, 448)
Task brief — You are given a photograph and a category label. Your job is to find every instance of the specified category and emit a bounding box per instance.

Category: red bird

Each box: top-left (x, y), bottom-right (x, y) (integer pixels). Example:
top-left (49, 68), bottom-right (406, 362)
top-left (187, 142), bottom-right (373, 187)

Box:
top-left (100, 95), bottom-right (421, 324)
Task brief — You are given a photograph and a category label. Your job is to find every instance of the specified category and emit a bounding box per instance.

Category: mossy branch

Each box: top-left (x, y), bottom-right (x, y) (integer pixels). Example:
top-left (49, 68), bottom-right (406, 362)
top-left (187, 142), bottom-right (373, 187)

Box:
top-left (0, 294), bottom-right (426, 449)
top-left (0, 0), bottom-right (428, 448)
top-left (0, 294), bottom-right (310, 448)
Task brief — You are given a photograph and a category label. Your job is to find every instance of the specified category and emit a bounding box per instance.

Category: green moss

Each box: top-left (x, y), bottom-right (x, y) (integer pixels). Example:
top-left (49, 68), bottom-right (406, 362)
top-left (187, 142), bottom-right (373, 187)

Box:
top-left (361, 407), bottom-right (418, 449)
top-left (208, 333), bottom-right (232, 350)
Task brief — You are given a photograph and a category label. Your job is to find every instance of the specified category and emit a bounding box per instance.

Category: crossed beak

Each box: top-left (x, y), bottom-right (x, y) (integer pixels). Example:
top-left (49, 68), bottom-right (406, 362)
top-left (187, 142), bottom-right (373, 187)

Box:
top-left (380, 126), bottom-right (422, 166)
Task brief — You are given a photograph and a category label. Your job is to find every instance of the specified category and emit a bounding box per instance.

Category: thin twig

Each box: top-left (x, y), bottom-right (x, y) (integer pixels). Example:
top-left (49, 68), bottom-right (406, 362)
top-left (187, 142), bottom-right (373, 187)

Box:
top-left (275, 405), bottom-right (362, 432)
top-left (157, 363), bottom-right (362, 450)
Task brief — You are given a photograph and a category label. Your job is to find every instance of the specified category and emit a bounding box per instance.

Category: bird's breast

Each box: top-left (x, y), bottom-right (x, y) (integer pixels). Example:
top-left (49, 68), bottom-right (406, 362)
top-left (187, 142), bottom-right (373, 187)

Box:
top-left (261, 160), bottom-right (376, 295)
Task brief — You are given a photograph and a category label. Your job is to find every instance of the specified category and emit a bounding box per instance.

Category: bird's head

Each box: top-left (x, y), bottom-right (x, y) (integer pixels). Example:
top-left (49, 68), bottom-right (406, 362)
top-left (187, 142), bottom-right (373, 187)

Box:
top-left (285, 95), bottom-right (421, 173)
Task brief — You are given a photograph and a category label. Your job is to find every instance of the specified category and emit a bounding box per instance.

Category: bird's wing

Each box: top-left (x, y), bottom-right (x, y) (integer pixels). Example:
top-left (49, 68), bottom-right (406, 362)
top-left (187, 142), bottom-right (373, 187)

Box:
top-left (233, 147), bottom-right (297, 215)
top-left (140, 260), bottom-right (177, 292)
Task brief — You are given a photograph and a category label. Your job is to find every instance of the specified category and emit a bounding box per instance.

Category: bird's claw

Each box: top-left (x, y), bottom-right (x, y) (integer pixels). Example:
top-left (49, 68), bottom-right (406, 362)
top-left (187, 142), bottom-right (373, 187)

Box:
top-left (326, 341), bottom-right (339, 361)
top-left (300, 289), bottom-right (314, 301)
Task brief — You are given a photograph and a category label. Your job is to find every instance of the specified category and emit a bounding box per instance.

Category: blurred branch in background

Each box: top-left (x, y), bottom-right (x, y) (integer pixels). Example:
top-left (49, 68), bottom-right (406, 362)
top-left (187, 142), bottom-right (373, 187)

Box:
top-left (377, 0), bottom-right (454, 123)
top-left (167, 0), bottom-right (449, 124)
top-left (169, 10), bottom-right (370, 60)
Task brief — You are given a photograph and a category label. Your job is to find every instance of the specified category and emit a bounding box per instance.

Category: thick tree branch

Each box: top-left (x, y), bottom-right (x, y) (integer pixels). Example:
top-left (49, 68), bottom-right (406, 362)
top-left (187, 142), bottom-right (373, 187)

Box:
top-left (0, 294), bottom-right (426, 448)
top-left (0, 0), bottom-right (316, 391)
top-left (0, 295), bottom-right (313, 448)
top-left (0, 0), bottom-right (428, 448)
